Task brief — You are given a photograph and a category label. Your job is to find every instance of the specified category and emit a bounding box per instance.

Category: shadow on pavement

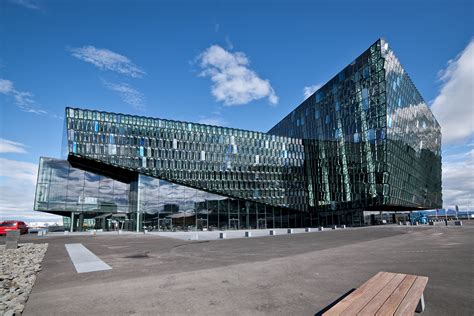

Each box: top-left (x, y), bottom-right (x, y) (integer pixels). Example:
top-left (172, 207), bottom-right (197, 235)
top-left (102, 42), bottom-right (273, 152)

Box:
top-left (314, 288), bottom-right (355, 316)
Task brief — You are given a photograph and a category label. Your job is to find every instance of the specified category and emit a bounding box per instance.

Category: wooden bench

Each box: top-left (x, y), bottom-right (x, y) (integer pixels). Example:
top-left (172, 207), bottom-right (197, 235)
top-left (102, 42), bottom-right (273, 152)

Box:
top-left (323, 271), bottom-right (428, 315)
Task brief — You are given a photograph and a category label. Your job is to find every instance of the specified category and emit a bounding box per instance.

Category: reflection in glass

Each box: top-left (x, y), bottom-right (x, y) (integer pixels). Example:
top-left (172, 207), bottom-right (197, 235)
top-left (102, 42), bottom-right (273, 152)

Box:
top-left (36, 39), bottom-right (441, 231)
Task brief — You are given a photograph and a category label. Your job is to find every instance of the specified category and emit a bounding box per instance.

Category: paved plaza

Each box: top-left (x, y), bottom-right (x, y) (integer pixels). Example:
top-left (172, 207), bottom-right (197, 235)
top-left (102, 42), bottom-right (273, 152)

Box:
top-left (3, 222), bottom-right (473, 315)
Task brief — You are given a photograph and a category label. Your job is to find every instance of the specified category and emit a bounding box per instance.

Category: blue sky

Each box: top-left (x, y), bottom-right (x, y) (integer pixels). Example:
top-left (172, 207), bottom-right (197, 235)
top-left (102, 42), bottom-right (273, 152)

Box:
top-left (1, 0), bottom-right (473, 222)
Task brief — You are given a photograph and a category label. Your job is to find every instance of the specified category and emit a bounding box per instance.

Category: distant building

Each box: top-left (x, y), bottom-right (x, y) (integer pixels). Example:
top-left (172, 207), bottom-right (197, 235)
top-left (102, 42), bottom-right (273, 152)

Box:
top-left (34, 39), bottom-right (442, 231)
top-left (26, 221), bottom-right (63, 228)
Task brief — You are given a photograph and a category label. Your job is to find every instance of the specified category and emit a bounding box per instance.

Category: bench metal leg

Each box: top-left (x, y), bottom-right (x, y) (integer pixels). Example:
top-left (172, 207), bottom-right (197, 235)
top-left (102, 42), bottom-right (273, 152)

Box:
top-left (416, 294), bottom-right (425, 313)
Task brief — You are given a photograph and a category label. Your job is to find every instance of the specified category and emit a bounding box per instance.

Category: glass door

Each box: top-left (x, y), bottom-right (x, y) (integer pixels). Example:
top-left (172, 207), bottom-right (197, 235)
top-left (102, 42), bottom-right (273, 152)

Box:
top-left (196, 218), bottom-right (208, 231)
top-left (229, 218), bottom-right (239, 230)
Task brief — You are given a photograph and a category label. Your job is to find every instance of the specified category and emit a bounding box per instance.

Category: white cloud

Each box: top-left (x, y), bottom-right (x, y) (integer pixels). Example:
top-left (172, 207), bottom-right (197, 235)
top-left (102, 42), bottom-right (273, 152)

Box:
top-left (197, 45), bottom-right (278, 106)
top-left (8, 0), bottom-right (40, 10)
top-left (0, 158), bottom-right (37, 184)
top-left (197, 116), bottom-right (228, 127)
top-left (0, 79), bottom-right (14, 93)
top-left (0, 138), bottom-right (27, 154)
top-left (441, 149), bottom-right (474, 210)
top-left (0, 158), bottom-right (64, 222)
top-left (0, 158), bottom-right (61, 224)
top-left (225, 36), bottom-right (234, 50)
top-left (0, 158), bottom-right (38, 216)
top-left (0, 78), bottom-right (47, 114)
top-left (103, 80), bottom-right (145, 110)
top-left (431, 39), bottom-right (474, 145)
top-left (303, 83), bottom-right (322, 99)
top-left (429, 39), bottom-right (474, 210)
top-left (69, 46), bottom-right (145, 78)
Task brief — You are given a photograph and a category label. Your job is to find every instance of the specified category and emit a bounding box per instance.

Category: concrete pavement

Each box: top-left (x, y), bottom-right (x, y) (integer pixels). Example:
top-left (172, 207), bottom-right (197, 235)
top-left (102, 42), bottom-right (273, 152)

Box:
top-left (11, 223), bottom-right (474, 315)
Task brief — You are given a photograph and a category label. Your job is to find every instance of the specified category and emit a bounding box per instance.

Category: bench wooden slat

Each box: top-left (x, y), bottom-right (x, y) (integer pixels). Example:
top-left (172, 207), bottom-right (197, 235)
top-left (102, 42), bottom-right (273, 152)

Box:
top-left (323, 272), bottom-right (394, 316)
top-left (324, 272), bottom-right (428, 316)
top-left (357, 273), bottom-right (407, 315)
top-left (340, 272), bottom-right (397, 316)
top-left (323, 272), bottom-right (386, 315)
top-left (375, 274), bottom-right (417, 316)
top-left (394, 276), bottom-right (428, 316)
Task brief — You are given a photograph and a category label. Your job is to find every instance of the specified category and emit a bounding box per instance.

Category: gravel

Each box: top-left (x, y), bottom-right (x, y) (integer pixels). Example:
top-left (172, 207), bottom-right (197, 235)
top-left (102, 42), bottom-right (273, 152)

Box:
top-left (0, 243), bottom-right (48, 315)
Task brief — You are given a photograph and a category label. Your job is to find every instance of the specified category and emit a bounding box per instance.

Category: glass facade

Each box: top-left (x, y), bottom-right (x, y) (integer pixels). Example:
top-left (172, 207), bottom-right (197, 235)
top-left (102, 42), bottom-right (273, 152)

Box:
top-left (34, 39), bottom-right (442, 230)
top-left (35, 157), bottom-right (135, 231)
top-left (382, 40), bottom-right (442, 209)
top-left (138, 175), bottom-right (304, 231)
top-left (35, 157), bottom-right (305, 231)
top-left (268, 39), bottom-right (442, 225)
top-left (64, 108), bottom-right (307, 212)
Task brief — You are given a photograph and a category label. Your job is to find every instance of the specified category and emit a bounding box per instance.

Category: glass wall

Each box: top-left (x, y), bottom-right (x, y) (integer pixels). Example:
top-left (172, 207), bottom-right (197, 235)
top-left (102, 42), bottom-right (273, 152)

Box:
top-left (269, 39), bottom-right (387, 214)
top-left (382, 39), bottom-right (442, 209)
top-left (268, 38), bottom-right (442, 217)
top-left (34, 157), bottom-right (305, 231)
top-left (138, 174), bottom-right (303, 231)
top-left (64, 107), bottom-right (308, 213)
top-left (35, 157), bottom-right (135, 231)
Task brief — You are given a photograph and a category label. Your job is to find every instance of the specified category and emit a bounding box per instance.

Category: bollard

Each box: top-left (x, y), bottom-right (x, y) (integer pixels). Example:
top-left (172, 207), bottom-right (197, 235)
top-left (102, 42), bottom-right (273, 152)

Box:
top-left (318, 226), bottom-right (324, 231)
top-left (305, 227), bottom-right (311, 233)
top-left (340, 225), bottom-right (346, 229)
top-left (118, 230), bottom-right (122, 235)
top-left (64, 231), bottom-right (69, 235)
top-left (332, 225), bottom-right (337, 230)
top-left (143, 229), bottom-right (148, 234)
top-left (287, 229), bottom-right (293, 234)
top-left (6, 230), bottom-right (20, 250)
top-left (245, 231), bottom-right (252, 237)
top-left (219, 232), bottom-right (226, 239)
top-left (269, 230), bottom-right (275, 236)
top-left (398, 222), bottom-right (402, 225)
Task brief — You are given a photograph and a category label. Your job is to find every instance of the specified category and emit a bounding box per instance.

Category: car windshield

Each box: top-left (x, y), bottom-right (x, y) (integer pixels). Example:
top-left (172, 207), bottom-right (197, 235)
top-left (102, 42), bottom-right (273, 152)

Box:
top-left (0, 222), bottom-right (16, 227)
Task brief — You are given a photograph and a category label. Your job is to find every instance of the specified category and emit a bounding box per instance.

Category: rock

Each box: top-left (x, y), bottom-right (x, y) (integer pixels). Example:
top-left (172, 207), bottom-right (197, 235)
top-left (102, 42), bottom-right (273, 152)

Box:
top-left (4, 309), bottom-right (14, 316)
top-left (0, 243), bottom-right (48, 315)
top-left (14, 303), bottom-right (24, 312)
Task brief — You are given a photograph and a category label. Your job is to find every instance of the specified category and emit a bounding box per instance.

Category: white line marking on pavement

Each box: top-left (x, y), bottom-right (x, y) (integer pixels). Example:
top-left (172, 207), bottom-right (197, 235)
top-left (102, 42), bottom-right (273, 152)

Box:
top-left (65, 243), bottom-right (112, 273)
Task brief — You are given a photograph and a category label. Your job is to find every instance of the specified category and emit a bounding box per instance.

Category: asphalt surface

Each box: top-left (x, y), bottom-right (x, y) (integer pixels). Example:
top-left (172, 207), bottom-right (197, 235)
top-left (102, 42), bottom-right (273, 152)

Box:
top-left (4, 222), bottom-right (473, 315)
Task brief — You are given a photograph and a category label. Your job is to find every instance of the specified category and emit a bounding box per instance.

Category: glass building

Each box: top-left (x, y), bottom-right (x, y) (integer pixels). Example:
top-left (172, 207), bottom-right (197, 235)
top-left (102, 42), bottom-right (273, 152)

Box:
top-left (34, 39), bottom-right (442, 231)
top-left (269, 39), bottom-right (442, 226)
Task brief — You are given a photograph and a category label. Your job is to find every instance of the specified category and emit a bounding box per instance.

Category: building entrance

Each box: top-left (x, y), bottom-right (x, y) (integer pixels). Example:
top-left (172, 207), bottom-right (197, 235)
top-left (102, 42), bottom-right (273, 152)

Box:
top-left (196, 218), bottom-right (208, 231)
top-left (229, 218), bottom-right (239, 230)
top-left (257, 218), bottom-right (266, 229)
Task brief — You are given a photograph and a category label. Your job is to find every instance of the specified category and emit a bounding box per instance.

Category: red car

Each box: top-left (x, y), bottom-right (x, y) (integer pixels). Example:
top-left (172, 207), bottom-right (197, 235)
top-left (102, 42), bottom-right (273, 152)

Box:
top-left (0, 221), bottom-right (29, 235)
